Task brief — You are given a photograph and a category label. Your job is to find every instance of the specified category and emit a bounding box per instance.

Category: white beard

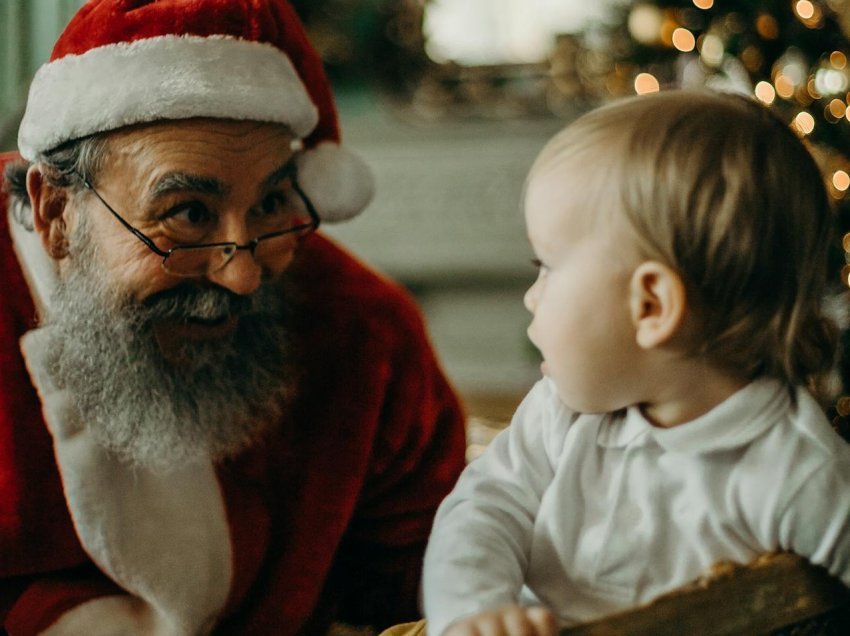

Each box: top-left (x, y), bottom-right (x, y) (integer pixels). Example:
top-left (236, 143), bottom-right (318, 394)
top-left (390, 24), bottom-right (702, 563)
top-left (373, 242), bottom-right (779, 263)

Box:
top-left (43, 218), bottom-right (297, 470)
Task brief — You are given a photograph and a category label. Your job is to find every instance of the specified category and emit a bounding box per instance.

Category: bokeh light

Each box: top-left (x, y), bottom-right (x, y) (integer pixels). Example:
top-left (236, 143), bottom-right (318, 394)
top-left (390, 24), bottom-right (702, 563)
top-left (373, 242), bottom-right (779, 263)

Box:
top-left (834, 170), bottom-right (850, 192)
top-left (774, 74), bottom-right (796, 98)
top-left (755, 80), bottom-right (776, 104)
top-left (829, 98), bottom-right (847, 118)
top-left (634, 72), bottom-right (660, 94)
top-left (672, 28), bottom-right (696, 52)
top-left (699, 34), bottom-right (725, 67)
top-left (692, 0), bottom-right (713, 9)
top-left (756, 14), bottom-right (780, 39)
top-left (794, 0), bottom-right (815, 20)
top-left (793, 110), bottom-right (816, 134)
top-left (628, 4), bottom-right (664, 45)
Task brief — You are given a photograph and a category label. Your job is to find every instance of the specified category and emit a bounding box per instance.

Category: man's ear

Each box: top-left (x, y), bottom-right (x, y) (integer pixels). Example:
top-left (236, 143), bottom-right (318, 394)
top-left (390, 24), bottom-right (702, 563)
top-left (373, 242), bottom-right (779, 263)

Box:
top-left (628, 260), bottom-right (687, 349)
top-left (27, 165), bottom-right (71, 259)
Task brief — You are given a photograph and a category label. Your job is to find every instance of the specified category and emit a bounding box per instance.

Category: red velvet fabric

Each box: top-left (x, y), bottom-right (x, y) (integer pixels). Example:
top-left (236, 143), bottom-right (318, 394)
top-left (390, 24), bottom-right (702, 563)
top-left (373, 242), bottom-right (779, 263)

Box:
top-left (0, 151), bottom-right (466, 634)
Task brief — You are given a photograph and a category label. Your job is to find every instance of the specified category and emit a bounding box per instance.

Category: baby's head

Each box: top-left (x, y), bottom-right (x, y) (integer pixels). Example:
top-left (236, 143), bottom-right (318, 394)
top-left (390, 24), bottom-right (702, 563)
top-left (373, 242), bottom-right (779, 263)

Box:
top-left (524, 89), bottom-right (836, 415)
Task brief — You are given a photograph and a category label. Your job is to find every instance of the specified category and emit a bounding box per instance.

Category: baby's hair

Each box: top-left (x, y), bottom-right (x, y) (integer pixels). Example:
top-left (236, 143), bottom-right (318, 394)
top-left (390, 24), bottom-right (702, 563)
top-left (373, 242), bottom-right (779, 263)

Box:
top-left (530, 89), bottom-right (837, 386)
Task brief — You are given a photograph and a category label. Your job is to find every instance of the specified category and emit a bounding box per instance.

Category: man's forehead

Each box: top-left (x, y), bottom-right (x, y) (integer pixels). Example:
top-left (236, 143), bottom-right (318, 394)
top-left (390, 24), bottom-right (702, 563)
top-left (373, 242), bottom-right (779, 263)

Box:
top-left (98, 118), bottom-right (298, 192)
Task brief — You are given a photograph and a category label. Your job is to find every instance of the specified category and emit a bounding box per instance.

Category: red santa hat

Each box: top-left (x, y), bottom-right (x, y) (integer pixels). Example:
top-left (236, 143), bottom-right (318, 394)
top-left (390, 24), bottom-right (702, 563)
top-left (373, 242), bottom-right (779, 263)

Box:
top-left (17, 0), bottom-right (373, 222)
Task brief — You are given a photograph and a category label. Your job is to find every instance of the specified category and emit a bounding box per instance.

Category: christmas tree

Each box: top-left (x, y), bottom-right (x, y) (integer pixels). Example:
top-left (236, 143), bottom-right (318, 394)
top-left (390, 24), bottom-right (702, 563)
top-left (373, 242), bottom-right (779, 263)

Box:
top-left (592, 0), bottom-right (850, 432)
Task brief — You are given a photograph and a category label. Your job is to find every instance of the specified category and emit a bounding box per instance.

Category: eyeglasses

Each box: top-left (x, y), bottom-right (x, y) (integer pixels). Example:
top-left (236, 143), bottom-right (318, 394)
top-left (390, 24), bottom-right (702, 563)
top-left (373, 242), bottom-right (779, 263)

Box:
top-left (77, 165), bottom-right (320, 277)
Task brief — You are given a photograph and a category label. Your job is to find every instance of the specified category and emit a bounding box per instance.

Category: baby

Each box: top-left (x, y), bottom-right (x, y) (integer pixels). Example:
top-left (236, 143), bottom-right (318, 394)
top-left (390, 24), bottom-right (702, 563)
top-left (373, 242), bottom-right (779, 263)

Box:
top-left (422, 90), bottom-right (850, 636)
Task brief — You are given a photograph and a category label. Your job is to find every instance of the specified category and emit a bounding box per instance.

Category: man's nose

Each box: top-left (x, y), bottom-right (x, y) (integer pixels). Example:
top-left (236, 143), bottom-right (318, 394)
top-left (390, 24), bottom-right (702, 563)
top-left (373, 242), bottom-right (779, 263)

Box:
top-left (206, 248), bottom-right (263, 296)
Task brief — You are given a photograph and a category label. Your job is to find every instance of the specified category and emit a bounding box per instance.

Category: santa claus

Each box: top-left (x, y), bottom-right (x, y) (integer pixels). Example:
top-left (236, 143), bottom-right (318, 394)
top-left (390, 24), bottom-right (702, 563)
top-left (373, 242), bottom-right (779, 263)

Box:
top-left (0, 1), bottom-right (466, 634)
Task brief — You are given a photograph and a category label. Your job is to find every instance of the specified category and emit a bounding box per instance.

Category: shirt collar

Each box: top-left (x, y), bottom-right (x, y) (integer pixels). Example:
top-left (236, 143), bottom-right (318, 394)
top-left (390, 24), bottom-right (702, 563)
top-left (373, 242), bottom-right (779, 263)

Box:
top-left (597, 378), bottom-right (792, 453)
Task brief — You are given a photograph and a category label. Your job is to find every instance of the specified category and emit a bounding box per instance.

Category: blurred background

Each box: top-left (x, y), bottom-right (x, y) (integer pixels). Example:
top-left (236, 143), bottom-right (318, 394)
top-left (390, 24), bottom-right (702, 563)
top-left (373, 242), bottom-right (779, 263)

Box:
top-left (4, 0), bottom-right (850, 432)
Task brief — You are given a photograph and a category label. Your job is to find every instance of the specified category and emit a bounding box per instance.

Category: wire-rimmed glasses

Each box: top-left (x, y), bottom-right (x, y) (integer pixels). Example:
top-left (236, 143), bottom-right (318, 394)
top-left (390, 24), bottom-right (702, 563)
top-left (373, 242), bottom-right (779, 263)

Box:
top-left (77, 164), bottom-right (320, 277)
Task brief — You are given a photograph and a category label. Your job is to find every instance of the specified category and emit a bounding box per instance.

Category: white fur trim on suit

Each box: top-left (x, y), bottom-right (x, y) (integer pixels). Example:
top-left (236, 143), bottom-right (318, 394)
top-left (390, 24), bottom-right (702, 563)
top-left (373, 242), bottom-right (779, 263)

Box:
top-left (18, 35), bottom-right (319, 160)
top-left (19, 328), bottom-right (233, 636)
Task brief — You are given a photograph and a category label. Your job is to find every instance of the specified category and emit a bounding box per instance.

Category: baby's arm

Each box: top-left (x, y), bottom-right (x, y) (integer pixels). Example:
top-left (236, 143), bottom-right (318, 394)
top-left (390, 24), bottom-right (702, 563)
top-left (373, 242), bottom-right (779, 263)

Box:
top-left (442, 605), bottom-right (557, 636)
top-left (776, 458), bottom-right (850, 586)
top-left (423, 380), bottom-right (569, 636)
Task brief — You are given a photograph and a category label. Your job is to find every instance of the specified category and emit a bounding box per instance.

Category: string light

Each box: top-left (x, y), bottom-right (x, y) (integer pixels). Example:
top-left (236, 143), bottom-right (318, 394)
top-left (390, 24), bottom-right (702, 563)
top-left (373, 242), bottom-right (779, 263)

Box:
top-left (699, 34), bottom-right (724, 67)
top-left (672, 28), bottom-right (696, 52)
top-left (815, 68), bottom-right (849, 95)
top-left (829, 98), bottom-right (847, 119)
top-left (794, 0), bottom-right (816, 20)
top-left (692, 0), bottom-right (713, 9)
top-left (634, 72), bottom-right (660, 94)
top-left (834, 170), bottom-right (850, 192)
top-left (754, 80), bottom-right (776, 104)
top-left (774, 74), bottom-right (795, 98)
top-left (832, 51), bottom-right (848, 70)
top-left (628, 4), bottom-right (664, 45)
top-left (793, 111), bottom-right (815, 134)
top-left (755, 14), bottom-right (780, 39)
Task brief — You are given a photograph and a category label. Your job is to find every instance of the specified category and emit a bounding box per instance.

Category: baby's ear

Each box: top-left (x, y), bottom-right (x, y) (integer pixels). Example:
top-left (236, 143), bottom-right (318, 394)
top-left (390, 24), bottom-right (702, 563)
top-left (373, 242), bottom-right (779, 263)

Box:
top-left (27, 165), bottom-right (72, 259)
top-left (628, 261), bottom-right (686, 349)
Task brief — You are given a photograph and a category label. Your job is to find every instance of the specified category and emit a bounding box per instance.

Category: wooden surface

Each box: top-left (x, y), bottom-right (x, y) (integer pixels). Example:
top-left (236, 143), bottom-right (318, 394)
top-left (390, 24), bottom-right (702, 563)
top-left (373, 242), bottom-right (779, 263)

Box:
top-left (561, 553), bottom-right (850, 636)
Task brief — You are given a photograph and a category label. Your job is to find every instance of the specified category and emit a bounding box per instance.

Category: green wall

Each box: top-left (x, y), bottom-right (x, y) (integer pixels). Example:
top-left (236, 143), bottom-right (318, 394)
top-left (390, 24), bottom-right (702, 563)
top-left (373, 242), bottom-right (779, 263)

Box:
top-left (0, 0), bottom-right (85, 150)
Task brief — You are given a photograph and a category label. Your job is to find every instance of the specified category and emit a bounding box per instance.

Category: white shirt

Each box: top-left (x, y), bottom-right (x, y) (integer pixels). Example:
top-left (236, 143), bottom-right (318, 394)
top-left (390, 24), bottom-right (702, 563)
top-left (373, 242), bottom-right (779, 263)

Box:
top-left (423, 377), bottom-right (850, 636)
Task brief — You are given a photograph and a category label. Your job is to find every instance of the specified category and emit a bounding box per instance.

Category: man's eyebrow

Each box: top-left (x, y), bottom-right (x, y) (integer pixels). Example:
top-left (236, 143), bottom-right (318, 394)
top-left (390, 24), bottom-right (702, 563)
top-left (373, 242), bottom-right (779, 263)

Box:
top-left (150, 172), bottom-right (228, 199)
top-left (261, 158), bottom-right (298, 191)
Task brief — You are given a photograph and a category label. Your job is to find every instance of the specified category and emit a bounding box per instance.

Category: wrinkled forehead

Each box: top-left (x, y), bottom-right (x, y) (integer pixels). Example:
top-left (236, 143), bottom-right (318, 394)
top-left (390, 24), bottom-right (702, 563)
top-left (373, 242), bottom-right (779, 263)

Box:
top-left (96, 118), bottom-right (298, 190)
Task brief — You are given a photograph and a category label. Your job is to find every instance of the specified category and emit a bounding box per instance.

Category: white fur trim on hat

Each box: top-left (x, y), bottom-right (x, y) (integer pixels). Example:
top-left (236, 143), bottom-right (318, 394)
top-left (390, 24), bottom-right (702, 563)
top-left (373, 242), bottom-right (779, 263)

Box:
top-left (18, 35), bottom-right (319, 160)
top-left (297, 142), bottom-right (375, 222)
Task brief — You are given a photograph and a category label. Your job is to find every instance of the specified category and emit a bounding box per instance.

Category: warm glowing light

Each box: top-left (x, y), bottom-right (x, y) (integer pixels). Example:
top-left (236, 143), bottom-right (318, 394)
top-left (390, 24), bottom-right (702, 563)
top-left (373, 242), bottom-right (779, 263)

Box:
top-left (808, 78), bottom-right (822, 99)
top-left (774, 74), bottom-right (795, 98)
top-left (834, 170), bottom-right (850, 192)
top-left (842, 264), bottom-right (850, 286)
top-left (634, 73), bottom-right (660, 94)
top-left (755, 14), bottom-right (779, 39)
top-left (754, 81), bottom-right (776, 104)
top-left (832, 51), bottom-right (848, 70)
top-left (692, 0), bottom-right (713, 9)
top-left (795, 0), bottom-right (816, 19)
top-left (628, 4), bottom-right (665, 45)
top-left (741, 46), bottom-right (763, 72)
top-left (815, 68), bottom-right (849, 95)
top-left (660, 19), bottom-right (678, 46)
top-left (843, 232), bottom-right (850, 252)
top-left (700, 34), bottom-right (724, 67)
top-left (829, 98), bottom-right (847, 118)
top-left (793, 111), bottom-right (816, 134)
top-left (672, 28), bottom-right (696, 52)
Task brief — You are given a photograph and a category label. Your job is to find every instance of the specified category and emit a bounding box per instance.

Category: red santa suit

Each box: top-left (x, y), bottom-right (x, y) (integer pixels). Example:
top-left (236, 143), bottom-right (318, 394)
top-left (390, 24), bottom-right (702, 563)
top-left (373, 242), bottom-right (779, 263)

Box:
top-left (0, 149), bottom-right (466, 634)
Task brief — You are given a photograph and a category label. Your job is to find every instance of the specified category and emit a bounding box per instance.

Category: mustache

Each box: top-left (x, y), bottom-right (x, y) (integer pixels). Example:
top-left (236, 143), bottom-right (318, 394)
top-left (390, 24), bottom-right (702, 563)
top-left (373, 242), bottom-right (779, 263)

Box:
top-left (139, 285), bottom-right (259, 322)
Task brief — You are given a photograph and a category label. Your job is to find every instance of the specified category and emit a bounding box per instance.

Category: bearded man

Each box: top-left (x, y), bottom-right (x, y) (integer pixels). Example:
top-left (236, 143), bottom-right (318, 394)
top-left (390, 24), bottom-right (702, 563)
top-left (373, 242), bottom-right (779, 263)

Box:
top-left (0, 1), bottom-right (466, 634)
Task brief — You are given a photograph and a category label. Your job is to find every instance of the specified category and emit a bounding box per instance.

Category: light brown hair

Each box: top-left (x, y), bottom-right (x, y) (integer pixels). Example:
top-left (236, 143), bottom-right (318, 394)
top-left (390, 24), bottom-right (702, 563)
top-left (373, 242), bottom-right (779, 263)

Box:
top-left (530, 89), bottom-right (837, 386)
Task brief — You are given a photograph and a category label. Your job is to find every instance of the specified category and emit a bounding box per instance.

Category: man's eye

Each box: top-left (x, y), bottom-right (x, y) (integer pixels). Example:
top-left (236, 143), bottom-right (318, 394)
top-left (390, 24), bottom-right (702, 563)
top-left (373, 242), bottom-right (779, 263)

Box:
top-left (258, 191), bottom-right (292, 216)
top-left (161, 203), bottom-right (215, 241)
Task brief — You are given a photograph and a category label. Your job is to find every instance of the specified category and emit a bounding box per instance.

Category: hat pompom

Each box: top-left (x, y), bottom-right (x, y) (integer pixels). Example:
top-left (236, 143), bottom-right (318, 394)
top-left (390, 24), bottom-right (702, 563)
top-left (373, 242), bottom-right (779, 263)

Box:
top-left (297, 142), bottom-right (374, 222)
